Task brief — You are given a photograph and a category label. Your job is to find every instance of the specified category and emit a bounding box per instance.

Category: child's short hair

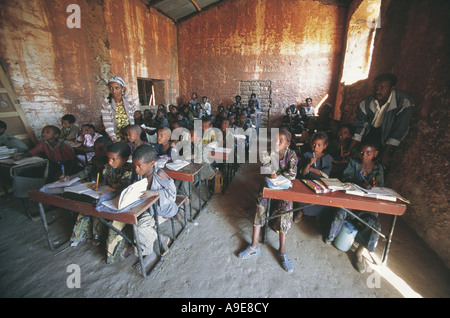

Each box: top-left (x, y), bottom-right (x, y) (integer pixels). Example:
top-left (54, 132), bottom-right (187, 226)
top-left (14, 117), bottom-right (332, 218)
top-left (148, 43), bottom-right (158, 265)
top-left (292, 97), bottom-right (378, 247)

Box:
top-left (175, 120), bottom-right (187, 129)
top-left (126, 124), bottom-right (142, 134)
top-left (107, 142), bottom-right (131, 159)
top-left (202, 115), bottom-right (213, 125)
top-left (94, 136), bottom-right (113, 147)
top-left (62, 114), bottom-right (76, 124)
top-left (359, 140), bottom-right (379, 151)
top-left (82, 123), bottom-right (95, 130)
top-left (133, 144), bottom-right (156, 163)
top-left (311, 131), bottom-right (328, 144)
top-left (44, 125), bottom-right (61, 136)
top-left (0, 120), bottom-right (7, 130)
top-left (279, 129), bottom-right (292, 143)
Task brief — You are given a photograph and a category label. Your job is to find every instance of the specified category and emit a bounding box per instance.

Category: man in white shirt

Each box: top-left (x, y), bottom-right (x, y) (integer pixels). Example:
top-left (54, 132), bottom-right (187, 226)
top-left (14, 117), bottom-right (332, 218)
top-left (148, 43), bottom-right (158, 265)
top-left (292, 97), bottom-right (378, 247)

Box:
top-left (346, 74), bottom-right (414, 169)
top-left (201, 96), bottom-right (211, 117)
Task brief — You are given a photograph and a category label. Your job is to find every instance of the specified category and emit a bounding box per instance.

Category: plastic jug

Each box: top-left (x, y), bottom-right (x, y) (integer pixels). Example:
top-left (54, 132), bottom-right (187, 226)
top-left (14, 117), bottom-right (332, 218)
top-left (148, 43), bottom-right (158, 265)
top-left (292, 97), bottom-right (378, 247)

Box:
top-left (334, 220), bottom-right (358, 252)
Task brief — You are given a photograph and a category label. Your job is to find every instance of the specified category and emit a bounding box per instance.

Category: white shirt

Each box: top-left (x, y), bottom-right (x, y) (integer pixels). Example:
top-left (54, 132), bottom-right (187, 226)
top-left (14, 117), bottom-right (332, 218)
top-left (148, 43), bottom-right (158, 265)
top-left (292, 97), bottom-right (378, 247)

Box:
top-left (372, 92), bottom-right (393, 128)
top-left (202, 102), bottom-right (211, 115)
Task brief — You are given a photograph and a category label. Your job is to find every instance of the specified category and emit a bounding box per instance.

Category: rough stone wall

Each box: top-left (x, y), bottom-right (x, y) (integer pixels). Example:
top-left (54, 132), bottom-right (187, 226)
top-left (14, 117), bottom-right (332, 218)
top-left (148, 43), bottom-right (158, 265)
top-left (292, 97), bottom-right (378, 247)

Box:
top-left (339, 0), bottom-right (450, 268)
top-left (177, 0), bottom-right (347, 127)
top-left (0, 0), bottom-right (178, 136)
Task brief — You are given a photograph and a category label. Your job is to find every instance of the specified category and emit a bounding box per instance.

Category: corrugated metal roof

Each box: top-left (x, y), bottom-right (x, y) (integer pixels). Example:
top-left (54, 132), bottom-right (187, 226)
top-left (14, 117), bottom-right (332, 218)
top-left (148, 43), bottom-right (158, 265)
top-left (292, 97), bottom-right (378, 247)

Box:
top-left (144, 0), bottom-right (224, 23)
top-left (144, 0), bottom-right (352, 23)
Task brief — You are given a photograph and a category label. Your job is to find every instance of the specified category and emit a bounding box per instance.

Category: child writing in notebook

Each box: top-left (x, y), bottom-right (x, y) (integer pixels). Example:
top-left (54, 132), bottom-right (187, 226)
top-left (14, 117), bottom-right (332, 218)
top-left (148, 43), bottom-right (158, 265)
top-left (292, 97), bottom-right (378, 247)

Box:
top-left (238, 129), bottom-right (298, 273)
top-left (132, 144), bottom-right (178, 272)
top-left (69, 137), bottom-right (113, 246)
top-left (93, 142), bottom-right (135, 263)
top-left (326, 142), bottom-right (384, 273)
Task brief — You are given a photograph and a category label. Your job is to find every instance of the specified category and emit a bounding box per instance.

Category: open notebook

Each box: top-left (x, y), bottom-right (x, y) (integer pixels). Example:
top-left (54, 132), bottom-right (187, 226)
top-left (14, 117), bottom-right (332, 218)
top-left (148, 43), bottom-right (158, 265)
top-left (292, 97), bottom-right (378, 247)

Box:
top-left (101, 178), bottom-right (149, 210)
top-left (64, 182), bottom-right (115, 199)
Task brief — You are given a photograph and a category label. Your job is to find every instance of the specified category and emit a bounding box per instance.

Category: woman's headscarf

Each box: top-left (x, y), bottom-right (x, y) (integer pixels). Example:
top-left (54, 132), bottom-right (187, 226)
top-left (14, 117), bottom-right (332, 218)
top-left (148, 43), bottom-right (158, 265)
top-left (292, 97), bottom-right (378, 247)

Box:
top-left (108, 75), bottom-right (126, 88)
top-left (107, 76), bottom-right (126, 99)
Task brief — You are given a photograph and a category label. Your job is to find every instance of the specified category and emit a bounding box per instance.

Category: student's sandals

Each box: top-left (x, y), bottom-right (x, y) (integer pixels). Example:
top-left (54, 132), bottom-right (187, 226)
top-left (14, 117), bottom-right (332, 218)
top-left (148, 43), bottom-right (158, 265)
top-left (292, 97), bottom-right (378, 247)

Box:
top-left (239, 245), bottom-right (293, 273)
top-left (238, 245), bottom-right (261, 259)
top-left (279, 253), bottom-right (294, 273)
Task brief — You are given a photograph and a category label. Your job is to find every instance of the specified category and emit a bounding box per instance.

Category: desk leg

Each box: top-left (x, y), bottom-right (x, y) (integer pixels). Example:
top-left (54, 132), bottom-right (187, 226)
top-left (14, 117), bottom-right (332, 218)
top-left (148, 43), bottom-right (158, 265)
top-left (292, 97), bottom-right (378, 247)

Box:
top-left (38, 203), bottom-right (55, 250)
top-left (198, 177), bottom-right (202, 217)
top-left (382, 215), bottom-right (397, 265)
top-left (189, 182), bottom-right (193, 221)
top-left (263, 198), bottom-right (271, 244)
top-left (133, 225), bottom-right (146, 278)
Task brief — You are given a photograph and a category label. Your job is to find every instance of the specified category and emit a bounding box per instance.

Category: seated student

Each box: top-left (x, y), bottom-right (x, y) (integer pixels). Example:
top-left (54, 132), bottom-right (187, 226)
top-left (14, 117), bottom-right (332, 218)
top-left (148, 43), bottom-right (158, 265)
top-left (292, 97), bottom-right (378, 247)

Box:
top-left (167, 106), bottom-right (178, 127)
top-left (328, 124), bottom-right (353, 162)
top-left (328, 123), bottom-right (353, 179)
top-left (125, 124), bottom-right (151, 155)
top-left (298, 116), bottom-right (317, 153)
top-left (60, 114), bottom-right (80, 143)
top-left (236, 113), bottom-right (251, 131)
top-left (154, 109), bottom-right (169, 130)
top-left (282, 107), bottom-right (295, 128)
top-left (316, 103), bottom-right (333, 132)
top-left (181, 105), bottom-right (194, 129)
top-left (15, 125), bottom-right (76, 182)
top-left (299, 131), bottom-right (333, 179)
top-left (326, 142), bottom-right (384, 272)
top-left (218, 118), bottom-right (235, 146)
top-left (238, 129), bottom-right (298, 273)
top-left (201, 115), bottom-right (216, 145)
top-left (227, 113), bottom-right (236, 128)
top-left (291, 107), bottom-right (309, 134)
top-left (132, 144), bottom-right (177, 270)
top-left (95, 142), bottom-right (135, 264)
top-left (133, 110), bottom-right (143, 126)
top-left (171, 120), bottom-right (191, 144)
top-left (248, 100), bottom-right (260, 131)
top-left (76, 124), bottom-right (102, 164)
top-left (176, 111), bottom-right (190, 131)
top-left (201, 96), bottom-right (211, 117)
top-left (192, 102), bottom-right (202, 119)
top-left (214, 106), bottom-right (227, 128)
top-left (296, 131), bottom-right (334, 220)
top-left (0, 120), bottom-right (29, 152)
top-left (303, 97), bottom-right (315, 117)
top-left (154, 127), bottom-right (173, 159)
top-left (64, 136), bottom-right (112, 182)
top-left (67, 137), bottom-right (113, 246)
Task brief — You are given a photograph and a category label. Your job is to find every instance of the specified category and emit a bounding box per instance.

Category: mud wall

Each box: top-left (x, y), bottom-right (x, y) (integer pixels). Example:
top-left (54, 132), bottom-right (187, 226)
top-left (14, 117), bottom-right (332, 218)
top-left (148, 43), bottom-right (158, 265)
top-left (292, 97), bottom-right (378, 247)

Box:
top-left (0, 0), bottom-right (178, 136)
top-left (177, 0), bottom-right (348, 126)
top-left (338, 0), bottom-right (450, 268)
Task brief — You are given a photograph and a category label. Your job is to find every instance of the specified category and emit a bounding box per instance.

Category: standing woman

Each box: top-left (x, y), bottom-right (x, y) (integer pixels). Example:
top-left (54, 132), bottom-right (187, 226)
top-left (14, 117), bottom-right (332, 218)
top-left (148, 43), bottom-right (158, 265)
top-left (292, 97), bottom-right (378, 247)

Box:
top-left (101, 76), bottom-right (138, 142)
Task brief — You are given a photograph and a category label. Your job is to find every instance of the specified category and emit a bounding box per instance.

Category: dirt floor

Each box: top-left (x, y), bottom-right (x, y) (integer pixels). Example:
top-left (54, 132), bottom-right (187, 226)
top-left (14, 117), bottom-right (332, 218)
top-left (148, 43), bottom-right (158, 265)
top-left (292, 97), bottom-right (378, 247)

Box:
top-left (0, 163), bottom-right (449, 299)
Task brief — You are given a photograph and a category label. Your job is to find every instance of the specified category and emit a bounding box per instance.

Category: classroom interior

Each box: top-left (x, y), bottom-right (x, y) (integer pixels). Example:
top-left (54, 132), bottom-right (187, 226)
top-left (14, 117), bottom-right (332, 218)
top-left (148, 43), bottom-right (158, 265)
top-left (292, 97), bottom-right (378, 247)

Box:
top-left (0, 0), bottom-right (449, 298)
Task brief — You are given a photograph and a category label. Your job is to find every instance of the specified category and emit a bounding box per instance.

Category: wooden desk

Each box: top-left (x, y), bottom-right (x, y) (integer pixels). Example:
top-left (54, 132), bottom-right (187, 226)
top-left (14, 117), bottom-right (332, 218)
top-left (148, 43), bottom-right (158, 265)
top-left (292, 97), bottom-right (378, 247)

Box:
top-left (28, 190), bottom-right (159, 278)
top-left (262, 179), bottom-right (407, 264)
top-left (163, 163), bottom-right (204, 221)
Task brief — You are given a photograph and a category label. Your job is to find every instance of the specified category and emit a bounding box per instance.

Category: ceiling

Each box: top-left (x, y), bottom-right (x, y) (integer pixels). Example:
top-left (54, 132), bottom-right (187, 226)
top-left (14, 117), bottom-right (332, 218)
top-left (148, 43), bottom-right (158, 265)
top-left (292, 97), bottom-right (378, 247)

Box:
top-left (143, 0), bottom-right (353, 23)
top-left (143, 0), bottom-right (224, 23)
